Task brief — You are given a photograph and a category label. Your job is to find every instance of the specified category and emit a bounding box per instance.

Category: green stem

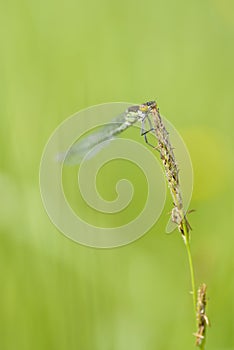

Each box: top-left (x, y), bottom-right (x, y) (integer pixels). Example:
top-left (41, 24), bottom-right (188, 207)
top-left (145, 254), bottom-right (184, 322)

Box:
top-left (181, 218), bottom-right (197, 321)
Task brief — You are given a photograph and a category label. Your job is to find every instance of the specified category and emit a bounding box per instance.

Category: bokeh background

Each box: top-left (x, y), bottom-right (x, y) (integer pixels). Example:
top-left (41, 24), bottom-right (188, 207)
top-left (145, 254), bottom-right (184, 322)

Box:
top-left (0, 0), bottom-right (233, 349)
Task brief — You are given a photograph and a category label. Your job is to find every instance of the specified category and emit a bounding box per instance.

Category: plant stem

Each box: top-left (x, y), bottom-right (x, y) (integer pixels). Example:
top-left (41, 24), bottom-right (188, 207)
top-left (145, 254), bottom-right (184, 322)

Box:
top-left (149, 102), bottom-right (209, 347)
top-left (181, 217), bottom-right (197, 319)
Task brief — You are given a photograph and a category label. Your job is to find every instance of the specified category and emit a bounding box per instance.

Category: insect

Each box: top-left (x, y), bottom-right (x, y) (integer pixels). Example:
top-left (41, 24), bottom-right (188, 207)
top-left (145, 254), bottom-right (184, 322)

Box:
top-left (58, 101), bottom-right (158, 165)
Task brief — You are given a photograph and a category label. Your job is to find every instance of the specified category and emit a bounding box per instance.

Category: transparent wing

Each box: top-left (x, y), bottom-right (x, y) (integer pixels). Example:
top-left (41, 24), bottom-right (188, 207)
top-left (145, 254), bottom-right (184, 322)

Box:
top-left (57, 112), bottom-right (127, 165)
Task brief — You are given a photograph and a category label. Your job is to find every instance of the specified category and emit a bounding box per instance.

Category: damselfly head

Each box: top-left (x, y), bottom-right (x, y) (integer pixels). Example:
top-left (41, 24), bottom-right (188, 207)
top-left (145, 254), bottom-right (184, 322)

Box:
top-left (146, 101), bottom-right (156, 107)
top-left (140, 101), bottom-right (158, 112)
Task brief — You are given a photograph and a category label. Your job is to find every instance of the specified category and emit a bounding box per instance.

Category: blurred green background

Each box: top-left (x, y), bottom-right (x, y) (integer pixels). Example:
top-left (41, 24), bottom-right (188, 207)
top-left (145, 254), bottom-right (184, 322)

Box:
top-left (0, 0), bottom-right (233, 349)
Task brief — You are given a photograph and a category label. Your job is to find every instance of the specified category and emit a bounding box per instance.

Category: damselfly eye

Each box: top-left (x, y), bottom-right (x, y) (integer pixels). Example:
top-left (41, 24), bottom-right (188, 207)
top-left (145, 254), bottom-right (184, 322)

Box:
top-left (145, 101), bottom-right (156, 109)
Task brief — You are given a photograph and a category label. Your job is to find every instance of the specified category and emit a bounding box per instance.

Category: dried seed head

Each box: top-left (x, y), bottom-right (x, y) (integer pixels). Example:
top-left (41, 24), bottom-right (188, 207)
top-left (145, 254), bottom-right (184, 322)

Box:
top-left (151, 104), bottom-right (191, 238)
top-left (194, 283), bottom-right (209, 346)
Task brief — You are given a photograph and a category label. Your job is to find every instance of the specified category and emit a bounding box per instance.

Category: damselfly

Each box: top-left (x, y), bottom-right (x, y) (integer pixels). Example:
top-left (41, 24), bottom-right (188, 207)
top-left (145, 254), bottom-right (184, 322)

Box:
top-left (58, 101), bottom-right (158, 165)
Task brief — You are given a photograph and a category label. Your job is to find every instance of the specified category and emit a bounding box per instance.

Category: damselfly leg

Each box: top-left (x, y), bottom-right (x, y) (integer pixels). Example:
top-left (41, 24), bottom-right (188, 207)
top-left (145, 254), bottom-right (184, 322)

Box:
top-left (140, 115), bottom-right (156, 148)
